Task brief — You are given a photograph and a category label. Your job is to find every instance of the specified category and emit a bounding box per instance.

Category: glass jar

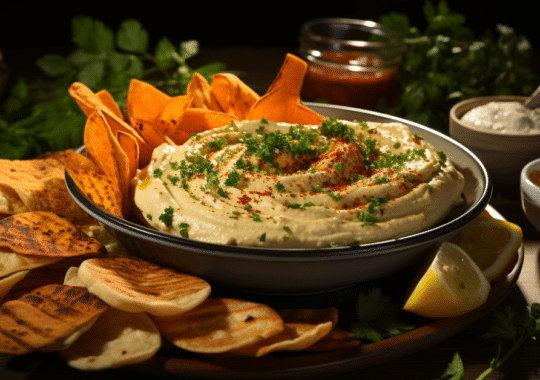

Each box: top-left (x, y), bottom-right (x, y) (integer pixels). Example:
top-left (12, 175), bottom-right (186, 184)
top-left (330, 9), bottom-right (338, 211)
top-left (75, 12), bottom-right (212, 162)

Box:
top-left (299, 18), bottom-right (405, 110)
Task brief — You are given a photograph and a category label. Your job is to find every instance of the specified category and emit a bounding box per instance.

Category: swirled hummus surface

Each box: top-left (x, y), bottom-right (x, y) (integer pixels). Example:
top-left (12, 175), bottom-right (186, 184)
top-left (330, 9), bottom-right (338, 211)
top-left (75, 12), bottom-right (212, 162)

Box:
top-left (133, 118), bottom-right (465, 248)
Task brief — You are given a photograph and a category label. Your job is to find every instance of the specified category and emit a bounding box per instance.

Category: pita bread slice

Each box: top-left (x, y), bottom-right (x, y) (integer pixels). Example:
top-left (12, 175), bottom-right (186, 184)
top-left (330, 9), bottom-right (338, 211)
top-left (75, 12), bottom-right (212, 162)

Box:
top-left (230, 307), bottom-right (338, 357)
top-left (0, 154), bottom-right (87, 222)
top-left (60, 307), bottom-right (161, 370)
top-left (0, 247), bottom-right (63, 278)
top-left (0, 284), bottom-right (107, 355)
top-left (0, 270), bottom-right (29, 301)
top-left (77, 256), bottom-right (211, 316)
top-left (303, 326), bottom-right (361, 352)
top-left (0, 211), bottom-right (107, 258)
top-left (151, 298), bottom-right (285, 354)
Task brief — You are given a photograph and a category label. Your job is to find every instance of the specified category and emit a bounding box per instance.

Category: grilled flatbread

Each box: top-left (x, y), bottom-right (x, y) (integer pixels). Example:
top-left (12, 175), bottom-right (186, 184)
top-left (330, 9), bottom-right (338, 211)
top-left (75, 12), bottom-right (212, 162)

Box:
top-left (151, 298), bottom-right (285, 354)
top-left (77, 256), bottom-right (211, 316)
top-left (0, 284), bottom-right (107, 354)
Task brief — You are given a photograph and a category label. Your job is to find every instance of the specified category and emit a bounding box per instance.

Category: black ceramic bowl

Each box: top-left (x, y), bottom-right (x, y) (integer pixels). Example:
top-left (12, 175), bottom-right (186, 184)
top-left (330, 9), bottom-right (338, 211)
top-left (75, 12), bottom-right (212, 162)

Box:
top-left (66, 103), bottom-right (492, 295)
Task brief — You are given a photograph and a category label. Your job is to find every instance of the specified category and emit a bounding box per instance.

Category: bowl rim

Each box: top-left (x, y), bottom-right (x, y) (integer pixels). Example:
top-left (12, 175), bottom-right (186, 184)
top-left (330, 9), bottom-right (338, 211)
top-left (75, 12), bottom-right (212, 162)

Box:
top-left (66, 104), bottom-right (492, 262)
top-left (521, 157), bottom-right (540, 198)
top-left (449, 95), bottom-right (540, 138)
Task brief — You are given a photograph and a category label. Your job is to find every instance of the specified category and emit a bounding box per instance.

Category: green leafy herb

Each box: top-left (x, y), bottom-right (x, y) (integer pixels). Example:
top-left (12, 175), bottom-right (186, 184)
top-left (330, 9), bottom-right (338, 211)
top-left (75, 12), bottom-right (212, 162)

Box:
top-left (0, 16), bottom-right (225, 160)
top-left (178, 223), bottom-right (190, 238)
top-left (441, 303), bottom-right (540, 380)
top-left (350, 288), bottom-right (415, 343)
top-left (158, 206), bottom-right (175, 227)
top-left (378, 0), bottom-right (538, 132)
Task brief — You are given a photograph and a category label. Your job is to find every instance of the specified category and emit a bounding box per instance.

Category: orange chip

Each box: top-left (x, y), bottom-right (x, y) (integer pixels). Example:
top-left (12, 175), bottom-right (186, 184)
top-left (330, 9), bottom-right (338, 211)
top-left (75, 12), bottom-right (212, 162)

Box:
top-left (0, 211), bottom-right (107, 258)
top-left (84, 109), bottom-right (132, 217)
top-left (186, 72), bottom-right (217, 110)
top-left (157, 94), bottom-right (193, 136)
top-left (117, 130), bottom-right (139, 185)
top-left (69, 82), bottom-right (149, 168)
top-left (169, 108), bottom-right (238, 145)
top-left (210, 73), bottom-right (260, 120)
top-left (64, 150), bottom-right (123, 218)
top-left (95, 89), bottom-right (123, 119)
top-left (247, 53), bottom-right (325, 125)
top-left (126, 78), bottom-right (171, 126)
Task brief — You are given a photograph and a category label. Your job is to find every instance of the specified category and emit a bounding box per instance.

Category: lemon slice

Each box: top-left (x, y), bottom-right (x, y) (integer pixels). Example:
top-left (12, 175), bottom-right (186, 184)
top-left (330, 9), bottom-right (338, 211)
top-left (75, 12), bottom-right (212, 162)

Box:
top-left (450, 216), bottom-right (523, 281)
top-left (403, 242), bottom-right (491, 319)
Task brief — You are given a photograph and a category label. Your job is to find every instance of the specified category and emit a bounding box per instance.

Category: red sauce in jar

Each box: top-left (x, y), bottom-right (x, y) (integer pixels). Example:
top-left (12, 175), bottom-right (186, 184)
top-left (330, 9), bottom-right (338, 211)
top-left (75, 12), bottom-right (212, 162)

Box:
top-left (300, 51), bottom-right (400, 110)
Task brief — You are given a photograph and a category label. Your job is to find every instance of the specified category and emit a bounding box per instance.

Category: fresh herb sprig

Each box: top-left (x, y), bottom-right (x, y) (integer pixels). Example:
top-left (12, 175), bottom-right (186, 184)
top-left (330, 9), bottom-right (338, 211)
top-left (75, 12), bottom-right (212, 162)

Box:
top-left (0, 16), bottom-right (225, 160)
top-left (441, 303), bottom-right (540, 380)
top-left (378, 0), bottom-right (538, 132)
top-left (350, 288), bottom-right (415, 342)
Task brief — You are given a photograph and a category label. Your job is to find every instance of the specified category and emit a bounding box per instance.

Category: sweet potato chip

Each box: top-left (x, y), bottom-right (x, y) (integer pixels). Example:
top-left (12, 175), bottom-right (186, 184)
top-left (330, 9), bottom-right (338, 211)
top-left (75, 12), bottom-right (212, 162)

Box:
top-left (0, 284), bottom-right (107, 355)
top-left (168, 108), bottom-right (238, 145)
top-left (64, 150), bottom-right (123, 218)
top-left (95, 89), bottom-right (123, 119)
top-left (151, 298), bottom-right (285, 354)
top-left (84, 109), bottom-right (132, 217)
top-left (156, 94), bottom-right (193, 135)
top-left (247, 53), bottom-right (325, 125)
top-left (126, 78), bottom-right (171, 126)
top-left (186, 72), bottom-right (217, 110)
top-left (117, 130), bottom-right (139, 186)
top-left (0, 154), bottom-right (87, 222)
top-left (0, 211), bottom-right (107, 258)
top-left (69, 82), bottom-right (150, 168)
top-left (230, 308), bottom-right (338, 357)
top-left (209, 73), bottom-right (260, 120)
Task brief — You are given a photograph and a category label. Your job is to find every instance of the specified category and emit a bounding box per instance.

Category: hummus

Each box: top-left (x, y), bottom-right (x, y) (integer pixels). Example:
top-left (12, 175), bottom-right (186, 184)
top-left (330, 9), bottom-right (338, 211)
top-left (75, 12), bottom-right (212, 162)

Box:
top-left (133, 118), bottom-right (465, 248)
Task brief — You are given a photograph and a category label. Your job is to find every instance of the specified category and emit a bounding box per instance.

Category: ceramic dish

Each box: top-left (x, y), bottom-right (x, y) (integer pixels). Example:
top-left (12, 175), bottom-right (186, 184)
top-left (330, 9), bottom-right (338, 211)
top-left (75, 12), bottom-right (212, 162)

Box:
top-left (520, 157), bottom-right (540, 232)
top-left (449, 95), bottom-right (540, 185)
top-left (65, 103), bottom-right (492, 295)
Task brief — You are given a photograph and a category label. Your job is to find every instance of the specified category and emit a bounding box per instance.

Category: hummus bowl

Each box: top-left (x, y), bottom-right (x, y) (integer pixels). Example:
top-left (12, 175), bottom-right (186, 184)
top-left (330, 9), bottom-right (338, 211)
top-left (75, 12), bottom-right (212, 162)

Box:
top-left (66, 103), bottom-right (492, 295)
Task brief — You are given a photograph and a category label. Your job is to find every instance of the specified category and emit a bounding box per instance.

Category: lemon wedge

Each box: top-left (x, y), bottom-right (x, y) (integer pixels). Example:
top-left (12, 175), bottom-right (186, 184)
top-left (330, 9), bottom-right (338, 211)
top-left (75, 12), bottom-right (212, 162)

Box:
top-left (450, 216), bottom-right (523, 282)
top-left (403, 242), bottom-right (491, 319)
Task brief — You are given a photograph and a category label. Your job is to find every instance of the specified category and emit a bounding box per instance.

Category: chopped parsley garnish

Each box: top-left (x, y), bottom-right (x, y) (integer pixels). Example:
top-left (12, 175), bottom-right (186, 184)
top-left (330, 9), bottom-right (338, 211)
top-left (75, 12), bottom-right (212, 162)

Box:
top-left (259, 233), bottom-right (266, 242)
top-left (167, 174), bottom-right (180, 186)
top-left (437, 150), bottom-right (447, 167)
top-left (373, 176), bottom-right (388, 185)
top-left (252, 212), bottom-right (262, 222)
top-left (178, 222), bottom-right (190, 238)
top-left (224, 169), bottom-right (242, 187)
top-left (334, 162), bottom-right (343, 172)
top-left (158, 206), bottom-right (174, 226)
top-left (275, 181), bottom-right (285, 192)
top-left (208, 136), bottom-right (228, 150)
top-left (357, 197), bottom-right (389, 226)
top-left (217, 187), bottom-right (228, 198)
top-left (393, 142), bottom-right (401, 149)
top-left (153, 168), bottom-right (163, 178)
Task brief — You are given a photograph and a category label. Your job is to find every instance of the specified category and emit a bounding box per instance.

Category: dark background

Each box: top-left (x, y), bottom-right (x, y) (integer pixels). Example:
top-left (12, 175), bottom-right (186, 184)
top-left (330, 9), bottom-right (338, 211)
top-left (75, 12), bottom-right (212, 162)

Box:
top-left (1, 1), bottom-right (536, 73)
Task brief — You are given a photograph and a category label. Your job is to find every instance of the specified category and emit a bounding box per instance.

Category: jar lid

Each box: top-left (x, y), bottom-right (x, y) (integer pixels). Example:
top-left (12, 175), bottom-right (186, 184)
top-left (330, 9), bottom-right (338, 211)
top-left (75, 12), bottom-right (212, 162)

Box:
top-left (299, 18), bottom-right (406, 70)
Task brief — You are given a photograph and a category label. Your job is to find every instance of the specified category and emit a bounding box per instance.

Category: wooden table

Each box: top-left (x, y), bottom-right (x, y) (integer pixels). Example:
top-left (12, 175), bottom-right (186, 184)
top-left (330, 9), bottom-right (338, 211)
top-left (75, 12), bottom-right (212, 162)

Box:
top-left (1, 47), bottom-right (539, 380)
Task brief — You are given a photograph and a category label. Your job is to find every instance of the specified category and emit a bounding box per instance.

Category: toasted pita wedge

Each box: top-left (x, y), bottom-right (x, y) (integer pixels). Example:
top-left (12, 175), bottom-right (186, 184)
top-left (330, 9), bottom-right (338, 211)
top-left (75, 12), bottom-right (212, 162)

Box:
top-left (230, 307), bottom-right (338, 357)
top-left (0, 154), bottom-right (87, 222)
top-left (151, 298), bottom-right (285, 354)
top-left (77, 256), bottom-right (211, 316)
top-left (210, 73), bottom-right (260, 120)
top-left (64, 150), bottom-right (124, 218)
top-left (0, 270), bottom-right (29, 301)
top-left (0, 247), bottom-right (63, 278)
top-left (304, 327), bottom-right (361, 352)
top-left (247, 53), bottom-right (324, 125)
top-left (0, 284), bottom-right (107, 355)
top-left (0, 211), bottom-right (107, 258)
top-left (60, 307), bottom-right (161, 370)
